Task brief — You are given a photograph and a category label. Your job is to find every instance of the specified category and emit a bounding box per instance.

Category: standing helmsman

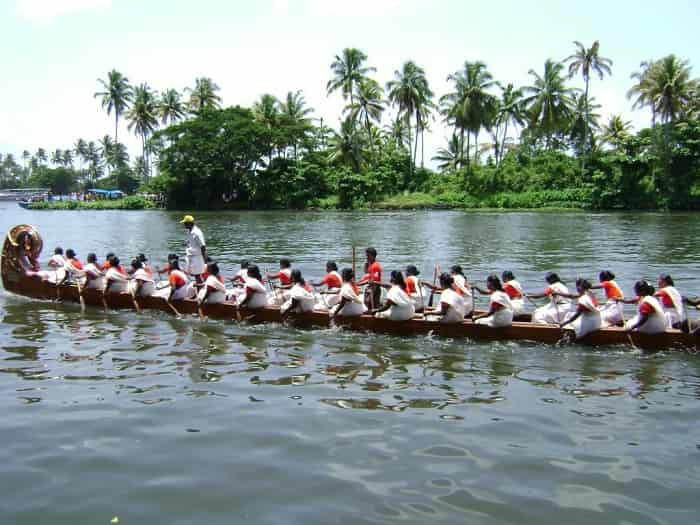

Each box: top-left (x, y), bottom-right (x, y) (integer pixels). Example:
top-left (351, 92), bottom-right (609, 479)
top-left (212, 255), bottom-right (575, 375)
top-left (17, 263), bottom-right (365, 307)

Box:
top-left (180, 215), bottom-right (207, 283)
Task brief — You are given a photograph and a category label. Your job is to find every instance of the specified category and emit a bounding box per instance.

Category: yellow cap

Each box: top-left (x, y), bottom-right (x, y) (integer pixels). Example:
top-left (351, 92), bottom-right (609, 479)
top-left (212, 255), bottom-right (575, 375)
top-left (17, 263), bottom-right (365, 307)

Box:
top-left (180, 215), bottom-right (195, 223)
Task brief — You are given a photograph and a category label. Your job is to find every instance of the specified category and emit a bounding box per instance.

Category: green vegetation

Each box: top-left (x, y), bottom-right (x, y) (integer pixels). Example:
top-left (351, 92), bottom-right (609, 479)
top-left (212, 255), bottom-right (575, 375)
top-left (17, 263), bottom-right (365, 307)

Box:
top-left (27, 196), bottom-right (154, 210)
top-left (2, 43), bottom-right (700, 210)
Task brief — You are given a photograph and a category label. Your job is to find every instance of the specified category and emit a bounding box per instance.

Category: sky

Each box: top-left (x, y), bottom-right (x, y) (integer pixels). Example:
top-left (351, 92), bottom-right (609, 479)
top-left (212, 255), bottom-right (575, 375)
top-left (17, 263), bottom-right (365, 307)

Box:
top-left (1, 0), bottom-right (699, 167)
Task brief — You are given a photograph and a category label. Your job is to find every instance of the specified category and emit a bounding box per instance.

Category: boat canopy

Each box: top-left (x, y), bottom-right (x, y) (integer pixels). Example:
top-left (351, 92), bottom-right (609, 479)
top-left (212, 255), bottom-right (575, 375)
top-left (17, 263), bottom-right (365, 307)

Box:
top-left (87, 188), bottom-right (124, 199)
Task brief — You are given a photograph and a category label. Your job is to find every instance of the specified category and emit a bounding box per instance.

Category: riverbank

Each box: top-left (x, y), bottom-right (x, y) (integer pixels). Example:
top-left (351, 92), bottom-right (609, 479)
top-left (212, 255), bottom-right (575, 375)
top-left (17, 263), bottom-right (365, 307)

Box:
top-left (27, 196), bottom-right (155, 210)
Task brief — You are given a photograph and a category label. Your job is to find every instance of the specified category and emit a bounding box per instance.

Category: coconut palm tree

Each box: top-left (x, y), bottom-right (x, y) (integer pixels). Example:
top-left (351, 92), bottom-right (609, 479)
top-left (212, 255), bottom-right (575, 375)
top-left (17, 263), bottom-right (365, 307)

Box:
top-left (253, 94), bottom-right (280, 162)
top-left (185, 77), bottom-right (222, 113)
top-left (51, 149), bottom-right (63, 167)
top-left (35, 148), bottom-right (47, 167)
top-left (86, 141), bottom-right (101, 186)
top-left (432, 134), bottom-right (464, 172)
top-left (346, 78), bottom-right (385, 156)
top-left (600, 114), bottom-right (633, 148)
top-left (62, 149), bottom-right (74, 169)
top-left (327, 48), bottom-right (376, 106)
top-left (494, 83), bottom-right (525, 166)
top-left (127, 83), bottom-right (159, 180)
top-left (99, 135), bottom-right (115, 175)
top-left (648, 55), bottom-right (697, 123)
top-left (386, 60), bottom-right (433, 176)
top-left (568, 93), bottom-right (601, 155)
top-left (279, 90), bottom-right (314, 159)
top-left (94, 69), bottom-right (133, 143)
top-left (384, 115), bottom-right (410, 150)
top-left (523, 59), bottom-right (575, 149)
top-left (158, 88), bottom-right (187, 125)
top-left (328, 116), bottom-right (366, 172)
top-left (627, 59), bottom-right (659, 126)
top-left (440, 61), bottom-right (498, 166)
top-left (566, 41), bottom-right (612, 166)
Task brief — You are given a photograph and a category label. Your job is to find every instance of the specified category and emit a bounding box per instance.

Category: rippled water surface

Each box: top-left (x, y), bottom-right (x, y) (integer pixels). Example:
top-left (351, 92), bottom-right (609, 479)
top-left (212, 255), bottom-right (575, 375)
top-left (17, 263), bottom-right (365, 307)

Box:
top-left (2, 203), bottom-right (700, 524)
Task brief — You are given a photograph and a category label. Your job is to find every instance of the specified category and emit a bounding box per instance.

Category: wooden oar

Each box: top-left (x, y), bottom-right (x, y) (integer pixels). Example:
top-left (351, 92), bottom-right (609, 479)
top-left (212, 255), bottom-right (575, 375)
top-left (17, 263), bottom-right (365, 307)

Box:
top-left (76, 278), bottom-right (86, 313)
top-left (428, 265), bottom-right (438, 307)
top-left (617, 301), bottom-right (638, 349)
top-left (165, 298), bottom-right (182, 318)
top-left (130, 287), bottom-right (141, 314)
top-left (101, 287), bottom-right (109, 312)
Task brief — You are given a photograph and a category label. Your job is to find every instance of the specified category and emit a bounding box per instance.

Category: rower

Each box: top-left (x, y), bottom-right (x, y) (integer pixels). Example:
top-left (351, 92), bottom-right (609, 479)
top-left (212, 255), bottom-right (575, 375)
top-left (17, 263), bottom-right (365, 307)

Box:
top-left (655, 274), bottom-right (687, 330)
top-left (425, 273), bottom-right (465, 323)
top-left (620, 281), bottom-right (667, 334)
top-left (101, 252), bottom-right (115, 271)
top-left (137, 254), bottom-right (153, 278)
top-left (129, 258), bottom-right (155, 297)
top-left (311, 261), bottom-right (343, 311)
top-left (238, 264), bottom-right (268, 309)
top-left (281, 269), bottom-right (316, 317)
top-left (559, 278), bottom-right (602, 339)
top-left (404, 265), bottom-right (424, 313)
top-left (358, 247), bottom-right (382, 310)
top-left (84, 253), bottom-right (105, 289)
top-left (62, 249), bottom-right (84, 284)
top-left (266, 258), bottom-right (293, 286)
top-left (371, 270), bottom-right (414, 321)
top-left (450, 265), bottom-right (474, 315)
top-left (590, 270), bottom-right (625, 327)
top-left (198, 262), bottom-right (226, 304)
top-left (180, 215), bottom-right (207, 284)
top-left (228, 259), bottom-right (251, 301)
top-left (528, 272), bottom-right (571, 324)
top-left (501, 271), bottom-right (527, 316)
top-left (48, 247), bottom-right (66, 283)
top-left (472, 275), bottom-right (514, 327)
top-left (168, 258), bottom-right (195, 301)
top-left (105, 256), bottom-right (129, 294)
top-left (330, 268), bottom-right (367, 318)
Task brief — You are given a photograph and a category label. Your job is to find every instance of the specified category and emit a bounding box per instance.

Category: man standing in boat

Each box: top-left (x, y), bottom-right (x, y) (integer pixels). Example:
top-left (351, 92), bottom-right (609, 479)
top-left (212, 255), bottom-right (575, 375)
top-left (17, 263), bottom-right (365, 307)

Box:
top-left (181, 215), bottom-right (207, 283)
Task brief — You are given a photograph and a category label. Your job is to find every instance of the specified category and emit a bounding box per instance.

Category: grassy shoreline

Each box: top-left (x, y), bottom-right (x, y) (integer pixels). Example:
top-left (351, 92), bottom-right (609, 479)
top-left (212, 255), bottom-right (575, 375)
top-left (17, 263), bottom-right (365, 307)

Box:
top-left (27, 196), bottom-right (155, 210)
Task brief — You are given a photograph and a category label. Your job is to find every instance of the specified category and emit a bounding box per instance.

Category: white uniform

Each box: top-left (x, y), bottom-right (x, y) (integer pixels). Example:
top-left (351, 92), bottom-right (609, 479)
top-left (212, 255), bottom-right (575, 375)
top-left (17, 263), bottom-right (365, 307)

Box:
top-left (105, 267), bottom-right (128, 293)
top-left (240, 277), bottom-right (268, 309)
top-left (533, 282), bottom-right (571, 324)
top-left (281, 283), bottom-right (315, 314)
top-left (169, 270), bottom-right (195, 301)
top-left (599, 280), bottom-right (625, 327)
top-left (504, 279), bottom-right (527, 316)
top-left (475, 290), bottom-right (514, 327)
top-left (84, 263), bottom-right (105, 290)
top-left (185, 225), bottom-right (206, 276)
top-left (128, 268), bottom-right (155, 297)
top-left (330, 283), bottom-right (367, 317)
top-left (625, 296), bottom-right (668, 334)
top-left (657, 286), bottom-right (685, 327)
top-left (566, 292), bottom-right (601, 338)
top-left (439, 288), bottom-right (466, 323)
top-left (198, 274), bottom-right (226, 304)
top-left (453, 274), bottom-right (474, 314)
top-left (375, 285), bottom-right (415, 321)
top-left (405, 275), bottom-right (424, 312)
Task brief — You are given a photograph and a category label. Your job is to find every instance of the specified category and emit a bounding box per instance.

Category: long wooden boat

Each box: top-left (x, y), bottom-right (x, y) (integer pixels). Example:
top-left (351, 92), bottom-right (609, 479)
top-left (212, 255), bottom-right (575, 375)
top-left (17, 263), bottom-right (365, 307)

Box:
top-left (2, 224), bottom-right (697, 351)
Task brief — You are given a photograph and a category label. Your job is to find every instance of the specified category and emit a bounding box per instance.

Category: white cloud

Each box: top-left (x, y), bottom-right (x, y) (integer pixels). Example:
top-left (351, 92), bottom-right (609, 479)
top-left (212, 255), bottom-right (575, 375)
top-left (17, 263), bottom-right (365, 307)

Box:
top-left (16, 0), bottom-right (112, 20)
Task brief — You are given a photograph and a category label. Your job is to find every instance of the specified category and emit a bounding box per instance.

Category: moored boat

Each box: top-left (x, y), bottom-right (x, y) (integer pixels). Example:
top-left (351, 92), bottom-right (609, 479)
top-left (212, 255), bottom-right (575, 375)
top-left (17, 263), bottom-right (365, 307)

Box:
top-left (1, 224), bottom-right (697, 351)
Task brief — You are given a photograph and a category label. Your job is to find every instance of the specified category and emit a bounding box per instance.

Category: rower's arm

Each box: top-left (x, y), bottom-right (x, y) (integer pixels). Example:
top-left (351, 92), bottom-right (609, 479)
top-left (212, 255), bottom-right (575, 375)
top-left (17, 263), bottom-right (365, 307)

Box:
top-left (560, 310), bottom-right (581, 328)
top-left (372, 299), bottom-right (394, 315)
top-left (472, 286), bottom-right (490, 295)
top-left (552, 292), bottom-right (579, 300)
top-left (527, 292), bottom-right (546, 299)
top-left (331, 296), bottom-right (350, 318)
top-left (616, 297), bottom-right (637, 305)
top-left (472, 305), bottom-right (496, 321)
top-left (684, 296), bottom-right (700, 307)
top-left (626, 312), bottom-right (649, 331)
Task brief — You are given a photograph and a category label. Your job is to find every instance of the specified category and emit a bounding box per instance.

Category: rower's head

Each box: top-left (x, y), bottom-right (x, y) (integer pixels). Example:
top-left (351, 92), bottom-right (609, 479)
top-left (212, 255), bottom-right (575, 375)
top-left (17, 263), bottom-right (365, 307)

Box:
top-left (658, 273), bottom-right (674, 287)
top-left (439, 273), bottom-right (453, 288)
top-left (634, 280), bottom-right (654, 297)
top-left (110, 256), bottom-right (120, 268)
top-left (405, 265), bottom-right (420, 277)
top-left (366, 247), bottom-right (377, 262)
top-left (341, 268), bottom-right (354, 282)
top-left (486, 274), bottom-right (503, 291)
top-left (105, 252), bottom-right (114, 261)
top-left (207, 262), bottom-right (220, 276)
top-left (599, 270), bottom-right (615, 282)
top-left (390, 270), bottom-right (405, 289)
top-left (545, 272), bottom-right (561, 284)
top-left (502, 270), bottom-right (515, 282)
top-left (180, 215), bottom-right (195, 230)
top-left (66, 249), bottom-right (76, 259)
top-left (131, 258), bottom-right (142, 270)
top-left (576, 278), bottom-right (592, 293)
top-left (279, 258), bottom-right (291, 269)
top-left (326, 260), bottom-right (338, 272)
top-left (167, 253), bottom-right (178, 262)
top-left (138, 253), bottom-right (148, 264)
top-left (291, 269), bottom-right (304, 285)
top-left (170, 258), bottom-right (181, 271)
top-left (54, 247), bottom-right (63, 255)
top-left (240, 259), bottom-right (250, 269)
top-left (450, 265), bottom-right (464, 276)
top-left (87, 253), bottom-right (97, 264)
top-left (247, 264), bottom-right (262, 280)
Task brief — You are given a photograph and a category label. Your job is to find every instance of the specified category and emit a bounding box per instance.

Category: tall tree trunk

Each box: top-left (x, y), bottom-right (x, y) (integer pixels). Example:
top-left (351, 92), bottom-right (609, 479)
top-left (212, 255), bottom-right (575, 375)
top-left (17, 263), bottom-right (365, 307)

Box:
top-left (500, 120), bottom-right (510, 168)
top-left (115, 113), bottom-right (119, 143)
top-left (459, 128), bottom-right (465, 168)
top-left (466, 132), bottom-right (471, 166)
top-left (406, 114), bottom-right (413, 181)
top-left (582, 76), bottom-right (589, 175)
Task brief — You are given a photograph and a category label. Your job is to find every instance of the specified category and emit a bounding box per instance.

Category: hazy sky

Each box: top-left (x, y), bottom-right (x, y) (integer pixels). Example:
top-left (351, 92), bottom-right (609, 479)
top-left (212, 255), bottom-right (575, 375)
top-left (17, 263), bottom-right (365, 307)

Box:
top-left (1, 0), bottom-right (699, 165)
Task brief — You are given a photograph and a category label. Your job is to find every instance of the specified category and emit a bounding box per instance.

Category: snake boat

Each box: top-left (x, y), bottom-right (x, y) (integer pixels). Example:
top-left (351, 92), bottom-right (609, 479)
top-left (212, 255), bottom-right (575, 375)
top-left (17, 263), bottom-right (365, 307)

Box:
top-left (2, 224), bottom-right (697, 351)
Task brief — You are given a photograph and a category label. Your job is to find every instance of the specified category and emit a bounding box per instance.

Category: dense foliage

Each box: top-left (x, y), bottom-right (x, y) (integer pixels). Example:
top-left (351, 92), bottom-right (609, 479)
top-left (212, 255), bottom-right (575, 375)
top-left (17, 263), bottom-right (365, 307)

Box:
top-left (3, 45), bottom-right (700, 210)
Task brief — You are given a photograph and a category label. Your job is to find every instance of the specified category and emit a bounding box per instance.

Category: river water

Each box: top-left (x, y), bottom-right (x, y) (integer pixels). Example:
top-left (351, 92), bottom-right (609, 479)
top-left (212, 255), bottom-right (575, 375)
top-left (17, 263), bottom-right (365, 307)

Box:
top-left (1, 202), bottom-right (699, 524)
